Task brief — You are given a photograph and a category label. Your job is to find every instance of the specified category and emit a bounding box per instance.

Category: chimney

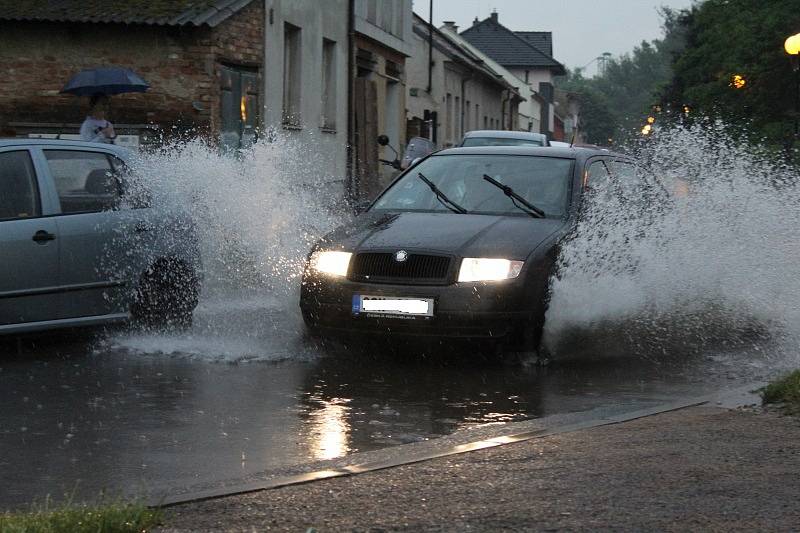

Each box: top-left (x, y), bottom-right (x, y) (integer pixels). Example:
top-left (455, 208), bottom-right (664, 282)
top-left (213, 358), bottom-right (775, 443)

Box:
top-left (443, 20), bottom-right (458, 32)
top-left (490, 9), bottom-right (498, 23)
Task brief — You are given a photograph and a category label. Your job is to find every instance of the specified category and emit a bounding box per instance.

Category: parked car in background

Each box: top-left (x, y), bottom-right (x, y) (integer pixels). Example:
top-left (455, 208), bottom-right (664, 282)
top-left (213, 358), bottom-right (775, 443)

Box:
top-left (300, 145), bottom-right (654, 361)
top-left (459, 130), bottom-right (549, 148)
top-left (0, 139), bottom-right (201, 335)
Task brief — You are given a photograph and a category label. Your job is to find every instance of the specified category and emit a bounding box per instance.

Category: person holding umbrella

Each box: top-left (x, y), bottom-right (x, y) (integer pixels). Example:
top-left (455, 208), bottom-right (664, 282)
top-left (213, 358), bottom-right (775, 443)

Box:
top-left (61, 67), bottom-right (150, 143)
top-left (80, 93), bottom-right (116, 143)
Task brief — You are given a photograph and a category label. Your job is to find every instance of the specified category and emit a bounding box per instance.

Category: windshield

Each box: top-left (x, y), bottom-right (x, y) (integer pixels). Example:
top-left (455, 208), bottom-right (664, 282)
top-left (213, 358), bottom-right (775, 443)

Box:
top-left (462, 137), bottom-right (545, 147)
top-left (373, 154), bottom-right (573, 218)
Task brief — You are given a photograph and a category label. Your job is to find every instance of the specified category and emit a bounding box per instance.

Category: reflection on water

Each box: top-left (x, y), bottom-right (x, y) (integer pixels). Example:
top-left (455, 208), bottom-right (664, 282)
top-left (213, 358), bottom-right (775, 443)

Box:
top-left (307, 399), bottom-right (351, 460)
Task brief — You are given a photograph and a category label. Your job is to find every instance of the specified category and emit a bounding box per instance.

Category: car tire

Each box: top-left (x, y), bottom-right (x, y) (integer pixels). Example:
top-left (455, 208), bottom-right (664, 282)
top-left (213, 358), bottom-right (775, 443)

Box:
top-left (131, 258), bottom-right (199, 332)
top-left (301, 308), bottom-right (321, 336)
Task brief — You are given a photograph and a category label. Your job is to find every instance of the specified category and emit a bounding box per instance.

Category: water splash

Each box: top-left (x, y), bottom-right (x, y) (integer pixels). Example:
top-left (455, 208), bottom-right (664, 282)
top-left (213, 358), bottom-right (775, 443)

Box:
top-left (109, 134), bottom-right (347, 361)
top-left (545, 121), bottom-right (800, 364)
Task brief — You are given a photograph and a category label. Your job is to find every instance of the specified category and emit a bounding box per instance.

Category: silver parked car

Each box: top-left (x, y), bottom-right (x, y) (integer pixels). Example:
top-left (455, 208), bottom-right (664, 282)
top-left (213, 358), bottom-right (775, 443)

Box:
top-left (459, 130), bottom-right (549, 148)
top-left (0, 139), bottom-right (201, 334)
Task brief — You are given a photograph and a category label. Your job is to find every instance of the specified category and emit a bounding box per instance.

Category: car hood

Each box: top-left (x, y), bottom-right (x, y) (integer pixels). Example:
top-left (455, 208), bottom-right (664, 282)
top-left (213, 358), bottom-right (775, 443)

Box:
top-left (320, 211), bottom-right (567, 260)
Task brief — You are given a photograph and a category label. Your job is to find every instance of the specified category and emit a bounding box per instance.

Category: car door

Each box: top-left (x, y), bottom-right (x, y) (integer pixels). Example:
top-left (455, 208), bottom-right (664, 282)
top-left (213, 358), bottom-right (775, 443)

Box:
top-left (40, 147), bottom-right (148, 319)
top-left (0, 148), bottom-right (61, 327)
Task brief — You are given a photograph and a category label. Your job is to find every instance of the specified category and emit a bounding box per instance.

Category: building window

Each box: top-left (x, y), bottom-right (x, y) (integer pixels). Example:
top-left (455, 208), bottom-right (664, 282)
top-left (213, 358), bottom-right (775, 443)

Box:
top-left (382, 0), bottom-right (394, 35)
top-left (283, 23), bottom-right (302, 127)
top-left (525, 70), bottom-right (530, 84)
top-left (367, 0), bottom-right (377, 24)
top-left (321, 38), bottom-right (337, 130)
top-left (221, 64), bottom-right (259, 150)
top-left (484, 116), bottom-right (488, 129)
top-left (395, 2), bottom-right (404, 37)
top-left (474, 104), bottom-right (480, 131)
top-left (465, 100), bottom-right (470, 131)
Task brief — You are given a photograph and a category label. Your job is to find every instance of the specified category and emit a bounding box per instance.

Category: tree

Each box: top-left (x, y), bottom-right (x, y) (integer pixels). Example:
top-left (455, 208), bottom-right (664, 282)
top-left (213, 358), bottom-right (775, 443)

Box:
top-left (664, 0), bottom-right (800, 148)
top-left (557, 69), bottom-right (617, 145)
top-left (556, 7), bottom-right (691, 145)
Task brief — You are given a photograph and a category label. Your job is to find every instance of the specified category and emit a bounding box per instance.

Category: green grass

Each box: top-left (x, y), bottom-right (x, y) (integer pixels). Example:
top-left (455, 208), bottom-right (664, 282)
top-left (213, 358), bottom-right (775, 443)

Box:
top-left (0, 500), bottom-right (161, 533)
top-left (761, 370), bottom-right (800, 413)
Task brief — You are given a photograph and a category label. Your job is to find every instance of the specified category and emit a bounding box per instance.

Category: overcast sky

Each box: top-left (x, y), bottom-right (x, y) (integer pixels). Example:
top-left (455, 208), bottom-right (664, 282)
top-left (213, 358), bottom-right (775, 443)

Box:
top-left (412, 0), bottom-right (695, 74)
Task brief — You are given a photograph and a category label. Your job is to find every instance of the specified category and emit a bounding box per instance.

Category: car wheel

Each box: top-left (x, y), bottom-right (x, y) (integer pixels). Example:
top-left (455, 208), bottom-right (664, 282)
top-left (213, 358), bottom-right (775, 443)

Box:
top-left (131, 258), bottom-right (199, 331)
top-left (301, 308), bottom-right (321, 336)
top-left (505, 294), bottom-right (550, 365)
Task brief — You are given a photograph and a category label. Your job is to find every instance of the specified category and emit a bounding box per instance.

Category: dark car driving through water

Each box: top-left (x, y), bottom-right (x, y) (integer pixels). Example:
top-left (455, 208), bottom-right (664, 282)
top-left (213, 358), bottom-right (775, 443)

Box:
top-left (300, 146), bottom-right (642, 360)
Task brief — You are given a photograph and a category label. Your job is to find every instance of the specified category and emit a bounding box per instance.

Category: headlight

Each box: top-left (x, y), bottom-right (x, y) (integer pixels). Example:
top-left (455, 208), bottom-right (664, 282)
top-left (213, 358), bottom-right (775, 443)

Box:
top-left (458, 258), bottom-right (524, 282)
top-left (309, 250), bottom-right (352, 277)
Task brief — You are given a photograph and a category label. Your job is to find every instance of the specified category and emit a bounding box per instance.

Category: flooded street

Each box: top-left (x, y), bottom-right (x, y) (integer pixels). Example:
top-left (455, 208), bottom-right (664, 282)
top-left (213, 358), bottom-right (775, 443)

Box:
top-left (3, 127), bottom-right (800, 510)
top-left (0, 293), bottom-right (788, 509)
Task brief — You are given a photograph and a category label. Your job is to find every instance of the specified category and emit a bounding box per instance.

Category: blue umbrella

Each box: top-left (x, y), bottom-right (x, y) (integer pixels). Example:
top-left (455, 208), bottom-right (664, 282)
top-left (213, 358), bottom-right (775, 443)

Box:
top-left (61, 67), bottom-right (149, 96)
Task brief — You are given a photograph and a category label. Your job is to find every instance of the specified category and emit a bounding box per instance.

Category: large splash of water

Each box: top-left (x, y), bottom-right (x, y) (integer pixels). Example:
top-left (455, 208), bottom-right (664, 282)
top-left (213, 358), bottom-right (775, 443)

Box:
top-left (545, 122), bottom-right (800, 365)
top-left (108, 135), bottom-right (347, 361)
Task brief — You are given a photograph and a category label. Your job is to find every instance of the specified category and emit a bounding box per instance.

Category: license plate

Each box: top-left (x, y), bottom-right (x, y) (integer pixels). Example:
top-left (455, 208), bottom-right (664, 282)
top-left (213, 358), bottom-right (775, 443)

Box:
top-left (352, 294), bottom-right (434, 317)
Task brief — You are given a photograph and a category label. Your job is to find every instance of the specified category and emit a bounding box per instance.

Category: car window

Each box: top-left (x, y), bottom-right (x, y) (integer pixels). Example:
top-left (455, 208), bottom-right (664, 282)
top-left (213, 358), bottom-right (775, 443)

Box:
top-left (107, 154), bottom-right (151, 209)
top-left (583, 159), bottom-right (622, 207)
top-left (44, 150), bottom-right (121, 214)
top-left (0, 150), bottom-right (40, 221)
top-left (608, 160), bottom-right (640, 200)
top-left (462, 137), bottom-right (545, 147)
top-left (585, 160), bottom-right (612, 192)
top-left (373, 154), bottom-right (573, 218)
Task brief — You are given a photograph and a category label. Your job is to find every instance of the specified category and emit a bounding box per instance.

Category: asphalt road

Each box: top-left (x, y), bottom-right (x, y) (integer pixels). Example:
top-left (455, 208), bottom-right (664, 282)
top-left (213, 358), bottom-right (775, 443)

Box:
top-left (0, 294), bottom-right (787, 510)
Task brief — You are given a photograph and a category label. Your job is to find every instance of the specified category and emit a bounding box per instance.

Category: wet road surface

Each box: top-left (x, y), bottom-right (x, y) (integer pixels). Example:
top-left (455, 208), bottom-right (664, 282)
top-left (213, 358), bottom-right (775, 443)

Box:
top-left (0, 295), bottom-right (784, 509)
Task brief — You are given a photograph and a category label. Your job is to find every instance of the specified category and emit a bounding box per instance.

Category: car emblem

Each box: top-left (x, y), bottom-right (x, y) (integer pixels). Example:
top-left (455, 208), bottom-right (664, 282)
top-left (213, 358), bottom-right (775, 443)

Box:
top-left (395, 250), bottom-right (408, 262)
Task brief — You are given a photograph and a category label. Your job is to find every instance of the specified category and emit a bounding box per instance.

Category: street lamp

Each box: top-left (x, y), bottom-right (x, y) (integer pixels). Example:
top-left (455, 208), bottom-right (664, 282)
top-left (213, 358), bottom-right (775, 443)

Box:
top-left (730, 74), bottom-right (746, 89)
top-left (784, 33), bottom-right (800, 145)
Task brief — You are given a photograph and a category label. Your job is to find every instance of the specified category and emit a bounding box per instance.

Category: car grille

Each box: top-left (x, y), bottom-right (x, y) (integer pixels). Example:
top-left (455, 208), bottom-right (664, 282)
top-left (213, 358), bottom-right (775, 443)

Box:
top-left (349, 252), bottom-right (452, 284)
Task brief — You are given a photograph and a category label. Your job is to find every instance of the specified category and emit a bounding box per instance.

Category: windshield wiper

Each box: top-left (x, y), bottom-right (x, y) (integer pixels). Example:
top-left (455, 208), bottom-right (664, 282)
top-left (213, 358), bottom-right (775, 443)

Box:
top-left (482, 174), bottom-right (545, 218)
top-left (417, 172), bottom-right (468, 214)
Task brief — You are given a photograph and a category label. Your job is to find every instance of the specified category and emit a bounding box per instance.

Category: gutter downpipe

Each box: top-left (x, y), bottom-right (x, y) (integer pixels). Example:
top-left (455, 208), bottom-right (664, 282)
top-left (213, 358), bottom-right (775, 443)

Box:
top-left (505, 90), bottom-right (513, 130)
top-left (427, 0), bottom-right (434, 93)
top-left (346, 0), bottom-right (356, 203)
top-left (501, 89), bottom-right (508, 130)
top-left (460, 73), bottom-right (472, 138)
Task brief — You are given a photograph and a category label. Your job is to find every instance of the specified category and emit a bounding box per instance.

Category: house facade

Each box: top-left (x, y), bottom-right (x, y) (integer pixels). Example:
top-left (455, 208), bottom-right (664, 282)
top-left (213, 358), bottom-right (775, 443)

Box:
top-left (439, 22), bottom-right (543, 135)
top-left (460, 12), bottom-right (567, 140)
top-left (263, 0), bottom-right (350, 181)
top-left (406, 14), bottom-right (521, 149)
top-left (350, 0), bottom-right (413, 201)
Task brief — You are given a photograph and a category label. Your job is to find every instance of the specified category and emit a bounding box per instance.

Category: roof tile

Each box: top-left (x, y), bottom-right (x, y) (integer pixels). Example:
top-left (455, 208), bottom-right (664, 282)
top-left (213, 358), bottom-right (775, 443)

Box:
top-left (0, 0), bottom-right (254, 27)
top-left (461, 17), bottom-right (564, 74)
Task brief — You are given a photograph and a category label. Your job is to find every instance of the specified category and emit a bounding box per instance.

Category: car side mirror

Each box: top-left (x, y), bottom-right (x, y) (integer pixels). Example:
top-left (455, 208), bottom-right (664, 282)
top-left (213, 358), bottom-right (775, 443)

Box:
top-left (377, 135), bottom-right (390, 146)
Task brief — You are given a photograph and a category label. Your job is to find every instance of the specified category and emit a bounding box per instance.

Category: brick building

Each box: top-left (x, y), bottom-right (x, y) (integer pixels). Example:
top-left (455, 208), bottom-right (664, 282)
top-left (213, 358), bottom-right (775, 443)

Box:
top-left (0, 0), bottom-right (264, 148)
